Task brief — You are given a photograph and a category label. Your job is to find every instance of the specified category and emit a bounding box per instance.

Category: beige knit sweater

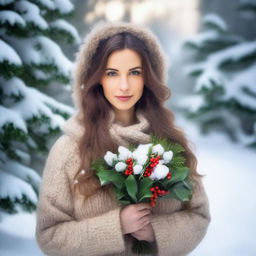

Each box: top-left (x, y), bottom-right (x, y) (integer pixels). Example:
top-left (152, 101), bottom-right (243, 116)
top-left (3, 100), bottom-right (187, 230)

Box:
top-left (36, 110), bottom-right (210, 256)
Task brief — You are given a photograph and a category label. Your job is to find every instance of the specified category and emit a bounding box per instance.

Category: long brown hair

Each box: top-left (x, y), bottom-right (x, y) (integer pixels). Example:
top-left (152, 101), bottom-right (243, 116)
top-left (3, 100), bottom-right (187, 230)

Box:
top-left (74, 32), bottom-right (200, 200)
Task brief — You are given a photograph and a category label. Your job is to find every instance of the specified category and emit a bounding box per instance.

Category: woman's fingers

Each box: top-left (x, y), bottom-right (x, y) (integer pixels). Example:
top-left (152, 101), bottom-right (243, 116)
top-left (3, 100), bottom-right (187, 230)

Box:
top-left (136, 203), bottom-right (151, 211)
top-left (139, 214), bottom-right (151, 226)
top-left (138, 208), bottom-right (151, 219)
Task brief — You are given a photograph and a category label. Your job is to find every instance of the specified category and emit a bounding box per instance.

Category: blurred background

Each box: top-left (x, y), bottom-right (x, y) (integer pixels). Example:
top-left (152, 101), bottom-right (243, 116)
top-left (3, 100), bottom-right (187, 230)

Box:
top-left (0, 0), bottom-right (255, 255)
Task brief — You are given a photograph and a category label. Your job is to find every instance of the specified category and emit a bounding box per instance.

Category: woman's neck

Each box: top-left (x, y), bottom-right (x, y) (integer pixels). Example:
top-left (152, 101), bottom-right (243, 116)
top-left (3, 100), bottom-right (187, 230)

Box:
top-left (113, 108), bottom-right (137, 127)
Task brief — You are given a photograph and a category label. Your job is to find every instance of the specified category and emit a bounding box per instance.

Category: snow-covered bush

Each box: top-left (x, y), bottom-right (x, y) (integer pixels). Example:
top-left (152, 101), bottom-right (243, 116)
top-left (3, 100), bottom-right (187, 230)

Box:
top-left (0, 0), bottom-right (80, 214)
top-left (182, 3), bottom-right (256, 149)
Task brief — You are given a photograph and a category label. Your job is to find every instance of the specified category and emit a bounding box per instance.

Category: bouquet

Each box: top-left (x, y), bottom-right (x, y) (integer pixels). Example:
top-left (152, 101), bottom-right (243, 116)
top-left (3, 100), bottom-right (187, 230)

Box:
top-left (91, 135), bottom-right (193, 254)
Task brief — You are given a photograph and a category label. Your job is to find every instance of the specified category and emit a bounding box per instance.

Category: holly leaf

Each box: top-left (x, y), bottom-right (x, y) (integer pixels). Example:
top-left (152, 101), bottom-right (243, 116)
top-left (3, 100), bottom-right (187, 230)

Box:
top-left (173, 182), bottom-right (192, 202)
top-left (119, 199), bottom-right (131, 205)
top-left (125, 175), bottom-right (138, 203)
top-left (138, 178), bottom-right (153, 202)
top-left (96, 169), bottom-right (125, 190)
top-left (162, 167), bottom-right (189, 189)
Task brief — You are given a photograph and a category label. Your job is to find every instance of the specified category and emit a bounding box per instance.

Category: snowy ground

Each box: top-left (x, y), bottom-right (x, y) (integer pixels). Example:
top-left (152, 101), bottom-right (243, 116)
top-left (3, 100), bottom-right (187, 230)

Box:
top-left (0, 117), bottom-right (255, 256)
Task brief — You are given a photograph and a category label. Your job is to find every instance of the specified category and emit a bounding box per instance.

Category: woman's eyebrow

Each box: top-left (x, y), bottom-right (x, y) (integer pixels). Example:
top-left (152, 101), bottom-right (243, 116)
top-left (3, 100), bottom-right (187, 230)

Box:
top-left (105, 66), bottom-right (142, 71)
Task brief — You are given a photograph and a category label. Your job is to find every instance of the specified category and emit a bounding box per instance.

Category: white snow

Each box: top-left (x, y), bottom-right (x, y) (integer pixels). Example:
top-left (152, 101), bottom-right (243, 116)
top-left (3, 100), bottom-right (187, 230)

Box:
top-left (208, 41), bottom-right (256, 67)
top-left (36, 0), bottom-right (55, 10)
top-left (0, 106), bottom-right (27, 133)
top-left (185, 40), bottom-right (256, 112)
top-left (53, 0), bottom-right (74, 14)
top-left (50, 19), bottom-right (81, 44)
top-left (203, 13), bottom-right (228, 32)
top-left (223, 63), bottom-right (256, 109)
top-left (0, 212), bottom-right (44, 256)
top-left (35, 0), bottom-right (73, 14)
top-left (1, 77), bottom-right (74, 134)
top-left (185, 30), bottom-right (219, 48)
top-left (0, 39), bottom-right (21, 65)
top-left (0, 0), bottom-right (14, 5)
top-left (0, 116), bottom-right (255, 255)
top-left (1, 160), bottom-right (41, 190)
top-left (0, 10), bottom-right (25, 27)
top-left (178, 94), bottom-right (205, 113)
top-left (4, 35), bottom-right (73, 77)
top-left (196, 68), bottom-right (224, 91)
top-left (0, 170), bottom-right (37, 204)
top-left (179, 117), bottom-right (256, 256)
top-left (14, 1), bottom-right (48, 30)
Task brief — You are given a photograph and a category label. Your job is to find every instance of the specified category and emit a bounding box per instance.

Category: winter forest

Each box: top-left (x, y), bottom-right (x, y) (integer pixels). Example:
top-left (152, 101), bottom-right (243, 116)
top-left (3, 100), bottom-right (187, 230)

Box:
top-left (0, 0), bottom-right (255, 255)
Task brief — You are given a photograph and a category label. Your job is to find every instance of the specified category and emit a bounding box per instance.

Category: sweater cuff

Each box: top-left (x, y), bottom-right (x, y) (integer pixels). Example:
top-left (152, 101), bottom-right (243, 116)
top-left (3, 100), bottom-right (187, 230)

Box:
top-left (85, 207), bottom-right (125, 255)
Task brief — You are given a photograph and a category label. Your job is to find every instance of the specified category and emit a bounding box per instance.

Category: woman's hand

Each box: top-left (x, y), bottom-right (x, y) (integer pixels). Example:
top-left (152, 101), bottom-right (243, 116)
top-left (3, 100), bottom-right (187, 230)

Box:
top-left (130, 223), bottom-right (156, 242)
top-left (120, 203), bottom-right (152, 234)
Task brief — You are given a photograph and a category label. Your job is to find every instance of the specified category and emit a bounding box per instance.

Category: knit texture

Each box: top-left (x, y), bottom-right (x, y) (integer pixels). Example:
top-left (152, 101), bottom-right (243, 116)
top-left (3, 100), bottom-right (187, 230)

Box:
top-left (36, 111), bottom-right (210, 256)
top-left (36, 21), bottom-right (210, 256)
top-left (71, 21), bottom-right (169, 120)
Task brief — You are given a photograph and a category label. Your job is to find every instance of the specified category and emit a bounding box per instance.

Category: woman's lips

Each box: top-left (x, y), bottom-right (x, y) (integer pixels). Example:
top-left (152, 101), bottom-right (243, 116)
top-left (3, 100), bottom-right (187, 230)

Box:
top-left (115, 96), bottom-right (132, 101)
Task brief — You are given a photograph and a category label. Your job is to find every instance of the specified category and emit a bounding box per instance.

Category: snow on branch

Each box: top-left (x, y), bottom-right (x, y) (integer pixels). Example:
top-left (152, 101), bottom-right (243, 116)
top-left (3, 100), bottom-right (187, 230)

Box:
top-left (1, 77), bottom-right (74, 132)
top-left (203, 13), bottom-right (228, 32)
top-left (1, 160), bottom-right (41, 191)
top-left (53, 0), bottom-right (74, 14)
top-left (5, 35), bottom-right (72, 77)
top-left (0, 0), bottom-right (14, 5)
top-left (208, 41), bottom-right (256, 68)
top-left (0, 10), bottom-right (25, 27)
top-left (0, 106), bottom-right (27, 133)
top-left (50, 19), bottom-right (81, 44)
top-left (0, 39), bottom-right (21, 65)
top-left (0, 169), bottom-right (37, 204)
top-left (14, 1), bottom-right (48, 30)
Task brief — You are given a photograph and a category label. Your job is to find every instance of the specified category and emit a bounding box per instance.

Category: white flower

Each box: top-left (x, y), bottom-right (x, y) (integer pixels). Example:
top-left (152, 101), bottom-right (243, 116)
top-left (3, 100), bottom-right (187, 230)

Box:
top-left (132, 144), bottom-right (152, 165)
top-left (136, 154), bottom-right (148, 165)
top-left (133, 165), bottom-right (143, 175)
top-left (118, 146), bottom-right (132, 161)
top-left (159, 160), bottom-right (165, 164)
top-left (136, 144), bottom-right (152, 155)
top-left (152, 144), bottom-right (165, 155)
top-left (115, 162), bottom-right (127, 172)
top-left (150, 164), bottom-right (169, 180)
top-left (163, 150), bottom-right (174, 164)
top-left (104, 151), bottom-right (117, 166)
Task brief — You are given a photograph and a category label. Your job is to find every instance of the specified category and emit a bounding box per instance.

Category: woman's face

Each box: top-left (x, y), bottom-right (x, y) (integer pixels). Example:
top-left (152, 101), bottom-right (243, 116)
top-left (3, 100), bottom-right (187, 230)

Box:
top-left (100, 48), bottom-right (144, 114)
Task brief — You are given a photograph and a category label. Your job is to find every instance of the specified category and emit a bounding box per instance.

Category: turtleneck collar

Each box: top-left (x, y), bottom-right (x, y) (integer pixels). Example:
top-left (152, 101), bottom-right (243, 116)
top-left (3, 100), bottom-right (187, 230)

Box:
top-left (63, 109), bottom-right (151, 147)
top-left (108, 109), bottom-right (151, 147)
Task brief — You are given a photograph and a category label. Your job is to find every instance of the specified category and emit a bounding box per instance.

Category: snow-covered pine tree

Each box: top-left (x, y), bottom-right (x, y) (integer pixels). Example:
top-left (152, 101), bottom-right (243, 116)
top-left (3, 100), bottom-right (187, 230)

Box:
top-left (0, 0), bottom-right (80, 214)
top-left (182, 2), bottom-right (256, 148)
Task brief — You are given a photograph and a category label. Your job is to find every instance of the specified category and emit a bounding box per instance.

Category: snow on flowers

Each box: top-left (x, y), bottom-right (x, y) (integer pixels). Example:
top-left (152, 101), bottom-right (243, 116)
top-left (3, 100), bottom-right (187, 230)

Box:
top-left (92, 136), bottom-right (193, 208)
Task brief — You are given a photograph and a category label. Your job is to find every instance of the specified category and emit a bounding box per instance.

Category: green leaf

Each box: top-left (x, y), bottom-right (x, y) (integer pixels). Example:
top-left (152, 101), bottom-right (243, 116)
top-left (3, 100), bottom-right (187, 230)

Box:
top-left (173, 183), bottom-right (192, 202)
top-left (113, 187), bottom-right (126, 200)
top-left (163, 167), bottom-right (189, 189)
top-left (96, 169), bottom-right (125, 190)
top-left (183, 179), bottom-right (193, 190)
top-left (119, 199), bottom-right (131, 205)
top-left (91, 158), bottom-right (108, 171)
top-left (172, 167), bottom-right (189, 182)
top-left (125, 175), bottom-right (138, 203)
top-left (137, 178), bottom-right (154, 202)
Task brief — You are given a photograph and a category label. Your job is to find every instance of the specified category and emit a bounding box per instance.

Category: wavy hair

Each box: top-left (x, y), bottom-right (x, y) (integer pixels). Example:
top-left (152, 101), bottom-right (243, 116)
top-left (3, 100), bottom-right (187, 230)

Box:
top-left (73, 32), bottom-right (200, 204)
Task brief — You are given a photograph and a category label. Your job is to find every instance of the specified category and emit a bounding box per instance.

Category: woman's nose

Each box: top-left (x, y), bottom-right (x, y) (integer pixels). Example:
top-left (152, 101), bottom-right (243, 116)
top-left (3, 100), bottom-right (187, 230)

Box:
top-left (119, 75), bottom-right (129, 91)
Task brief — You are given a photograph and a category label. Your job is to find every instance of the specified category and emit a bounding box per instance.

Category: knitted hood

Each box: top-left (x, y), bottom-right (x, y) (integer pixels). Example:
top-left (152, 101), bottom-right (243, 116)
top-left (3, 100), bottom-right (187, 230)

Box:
top-left (71, 21), bottom-right (168, 117)
top-left (64, 21), bottom-right (168, 139)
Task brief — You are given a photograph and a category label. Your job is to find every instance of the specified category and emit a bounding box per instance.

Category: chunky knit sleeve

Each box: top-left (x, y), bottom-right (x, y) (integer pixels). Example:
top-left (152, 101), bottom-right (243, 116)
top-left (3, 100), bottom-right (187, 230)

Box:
top-left (151, 178), bottom-right (210, 256)
top-left (35, 135), bottom-right (125, 256)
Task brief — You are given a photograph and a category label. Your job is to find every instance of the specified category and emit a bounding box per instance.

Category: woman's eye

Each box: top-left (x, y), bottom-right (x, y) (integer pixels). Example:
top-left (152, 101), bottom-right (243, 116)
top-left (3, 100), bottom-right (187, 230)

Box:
top-left (130, 70), bottom-right (141, 75)
top-left (106, 71), bottom-right (117, 76)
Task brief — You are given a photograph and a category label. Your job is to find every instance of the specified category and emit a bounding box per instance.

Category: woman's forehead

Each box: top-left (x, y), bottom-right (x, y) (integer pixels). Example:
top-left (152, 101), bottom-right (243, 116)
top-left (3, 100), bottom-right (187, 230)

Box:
top-left (105, 49), bottom-right (142, 69)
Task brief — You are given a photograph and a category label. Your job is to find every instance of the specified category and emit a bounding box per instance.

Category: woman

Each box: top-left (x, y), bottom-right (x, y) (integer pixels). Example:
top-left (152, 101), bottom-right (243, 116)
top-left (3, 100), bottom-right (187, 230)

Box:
top-left (36, 21), bottom-right (210, 256)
